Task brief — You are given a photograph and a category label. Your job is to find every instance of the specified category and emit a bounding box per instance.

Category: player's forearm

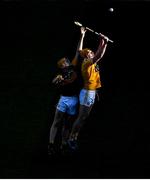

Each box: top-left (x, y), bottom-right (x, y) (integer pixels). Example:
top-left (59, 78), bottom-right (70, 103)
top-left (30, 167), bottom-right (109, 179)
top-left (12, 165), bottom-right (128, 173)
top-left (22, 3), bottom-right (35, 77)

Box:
top-left (92, 38), bottom-right (108, 63)
top-left (72, 33), bottom-right (85, 66)
top-left (78, 34), bottom-right (85, 51)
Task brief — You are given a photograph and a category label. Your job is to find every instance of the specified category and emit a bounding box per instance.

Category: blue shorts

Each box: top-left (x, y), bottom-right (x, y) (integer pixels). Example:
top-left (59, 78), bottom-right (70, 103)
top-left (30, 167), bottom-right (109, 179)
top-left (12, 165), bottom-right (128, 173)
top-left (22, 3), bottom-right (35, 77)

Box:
top-left (57, 96), bottom-right (79, 115)
top-left (79, 89), bottom-right (96, 107)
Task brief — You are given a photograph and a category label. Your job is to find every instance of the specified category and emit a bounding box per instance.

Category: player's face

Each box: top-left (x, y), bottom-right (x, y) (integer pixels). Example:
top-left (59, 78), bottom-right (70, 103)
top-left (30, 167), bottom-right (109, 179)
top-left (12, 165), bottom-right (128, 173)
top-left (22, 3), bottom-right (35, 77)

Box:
top-left (60, 58), bottom-right (70, 68)
top-left (86, 50), bottom-right (94, 59)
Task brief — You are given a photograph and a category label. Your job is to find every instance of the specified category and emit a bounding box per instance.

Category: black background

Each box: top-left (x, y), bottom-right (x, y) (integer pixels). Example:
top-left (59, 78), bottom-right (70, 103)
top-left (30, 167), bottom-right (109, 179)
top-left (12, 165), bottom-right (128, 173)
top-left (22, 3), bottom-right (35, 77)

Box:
top-left (0, 0), bottom-right (150, 178)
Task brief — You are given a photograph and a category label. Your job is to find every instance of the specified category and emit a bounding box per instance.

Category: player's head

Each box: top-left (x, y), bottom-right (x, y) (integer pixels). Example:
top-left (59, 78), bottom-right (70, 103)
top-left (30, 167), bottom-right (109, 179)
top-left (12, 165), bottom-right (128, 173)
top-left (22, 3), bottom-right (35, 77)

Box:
top-left (80, 48), bottom-right (94, 59)
top-left (57, 57), bottom-right (70, 69)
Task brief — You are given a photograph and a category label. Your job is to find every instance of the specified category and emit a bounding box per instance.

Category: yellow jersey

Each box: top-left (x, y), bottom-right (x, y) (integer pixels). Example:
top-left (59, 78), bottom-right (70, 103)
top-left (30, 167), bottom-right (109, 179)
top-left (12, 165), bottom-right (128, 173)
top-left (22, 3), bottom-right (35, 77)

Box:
top-left (81, 59), bottom-right (101, 90)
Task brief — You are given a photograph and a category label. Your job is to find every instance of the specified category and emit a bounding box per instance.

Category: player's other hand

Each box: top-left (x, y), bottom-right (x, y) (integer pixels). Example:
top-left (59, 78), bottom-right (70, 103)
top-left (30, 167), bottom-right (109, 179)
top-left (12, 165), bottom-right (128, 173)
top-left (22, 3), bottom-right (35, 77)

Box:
top-left (52, 75), bottom-right (64, 84)
top-left (81, 27), bottom-right (86, 36)
top-left (99, 33), bottom-right (109, 43)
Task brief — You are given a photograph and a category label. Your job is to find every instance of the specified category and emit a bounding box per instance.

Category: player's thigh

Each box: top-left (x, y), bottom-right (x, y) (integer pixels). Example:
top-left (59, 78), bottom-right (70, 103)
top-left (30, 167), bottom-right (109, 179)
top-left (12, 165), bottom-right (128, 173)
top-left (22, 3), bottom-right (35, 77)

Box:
top-left (53, 109), bottom-right (65, 125)
top-left (66, 97), bottom-right (79, 116)
top-left (78, 104), bottom-right (93, 120)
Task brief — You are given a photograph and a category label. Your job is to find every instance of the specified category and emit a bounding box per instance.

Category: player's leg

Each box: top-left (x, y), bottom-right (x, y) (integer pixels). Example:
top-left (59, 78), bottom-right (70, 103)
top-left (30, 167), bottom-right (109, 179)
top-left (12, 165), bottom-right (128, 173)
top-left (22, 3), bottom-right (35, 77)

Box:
top-left (68, 89), bottom-right (96, 150)
top-left (61, 96), bottom-right (78, 153)
top-left (48, 96), bottom-right (66, 155)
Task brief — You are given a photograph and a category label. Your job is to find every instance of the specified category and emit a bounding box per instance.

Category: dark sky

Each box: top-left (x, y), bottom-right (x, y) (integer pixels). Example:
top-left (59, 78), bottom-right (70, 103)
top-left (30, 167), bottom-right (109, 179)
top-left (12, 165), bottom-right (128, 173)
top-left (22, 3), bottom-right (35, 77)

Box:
top-left (1, 0), bottom-right (149, 86)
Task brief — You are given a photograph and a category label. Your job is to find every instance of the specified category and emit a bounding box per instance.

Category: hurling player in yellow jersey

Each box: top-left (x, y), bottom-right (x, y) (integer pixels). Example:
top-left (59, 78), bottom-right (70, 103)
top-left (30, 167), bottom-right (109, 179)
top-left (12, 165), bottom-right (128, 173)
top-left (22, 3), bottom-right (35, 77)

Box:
top-left (68, 27), bottom-right (109, 151)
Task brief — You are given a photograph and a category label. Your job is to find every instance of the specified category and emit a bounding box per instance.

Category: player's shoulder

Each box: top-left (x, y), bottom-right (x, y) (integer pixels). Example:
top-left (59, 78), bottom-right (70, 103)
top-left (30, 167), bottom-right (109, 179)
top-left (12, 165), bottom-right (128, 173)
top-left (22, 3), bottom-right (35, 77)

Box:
top-left (83, 58), bottom-right (93, 66)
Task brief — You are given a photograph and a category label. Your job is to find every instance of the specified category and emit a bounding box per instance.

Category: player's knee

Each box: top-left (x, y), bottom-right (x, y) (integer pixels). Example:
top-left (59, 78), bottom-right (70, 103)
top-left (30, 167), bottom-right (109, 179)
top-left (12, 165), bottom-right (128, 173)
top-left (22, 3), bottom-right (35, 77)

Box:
top-left (80, 114), bottom-right (88, 121)
top-left (79, 110), bottom-right (90, 120)
top-left (53, 119), bottom-right (62, 128)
